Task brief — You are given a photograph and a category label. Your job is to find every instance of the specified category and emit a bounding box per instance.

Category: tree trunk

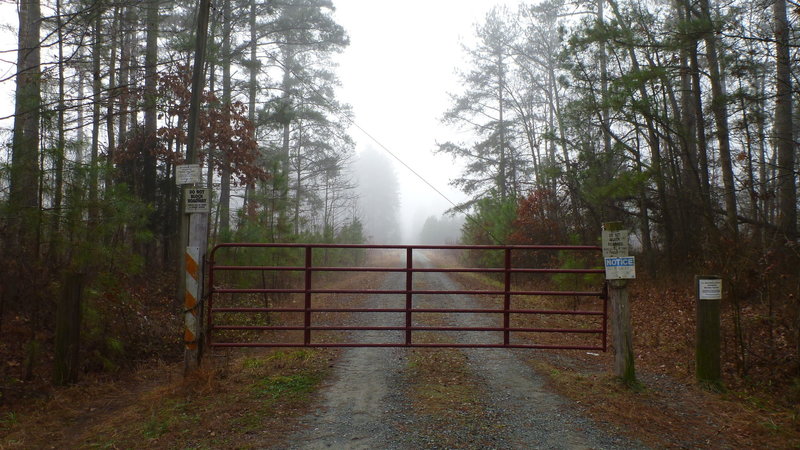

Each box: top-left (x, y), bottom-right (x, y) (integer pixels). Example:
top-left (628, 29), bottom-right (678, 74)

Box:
top-left (9, 0), bottom-right (42, 252)
top-left (219, 0), bottom-right (232, 236)
top-left (607, 0), bottom-right (660, 257)
top-left (598, 0), bottom-right (611, 163)
top-left (774, 0), bottom-right (797, 241)
top-left (293, 121), bottom-right (303, 236)
top-left (106, 7), bottom-right (119, 191)
top-left (117, 5), bottom-right (132, 181)
top-left (756, 74), bottom-right (769, 244)
top-left (245, 0), bottom-right (258, 220)
top-left (669, 0), bottom-right (707, 258)
top-left (54, 273), bottom-right (83, 386)
top-left (52, 0), bottom-right (66, 239)
top-left (8, 0), bottom-right (41, 352)
top-left (279, 50), bottom-right (294, 239)
top-left (689, 46), bottom-right (710, 203)
top-left (89, 12), bottom-right (102, 224)
top-left (699, 0), bottom-right (738, 236)
top-left (143, 0), bottom-right (160, 255)
top-left (497, 51), bottom-right (507, 201)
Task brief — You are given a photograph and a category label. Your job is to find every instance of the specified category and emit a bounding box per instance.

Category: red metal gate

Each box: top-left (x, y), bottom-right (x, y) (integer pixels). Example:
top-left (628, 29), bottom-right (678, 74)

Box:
top-left (206, 244), bottom-right (607, 351)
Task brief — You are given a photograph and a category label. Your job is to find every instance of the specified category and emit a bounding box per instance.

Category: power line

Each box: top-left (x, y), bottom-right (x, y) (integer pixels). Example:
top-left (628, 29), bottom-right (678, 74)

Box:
top-left (280, 61), bottom-right (505, 245)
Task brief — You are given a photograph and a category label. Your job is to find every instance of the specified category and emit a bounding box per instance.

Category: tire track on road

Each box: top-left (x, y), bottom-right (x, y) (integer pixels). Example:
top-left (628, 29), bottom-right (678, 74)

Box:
top-left (285, 251), bottom-right (644, 449)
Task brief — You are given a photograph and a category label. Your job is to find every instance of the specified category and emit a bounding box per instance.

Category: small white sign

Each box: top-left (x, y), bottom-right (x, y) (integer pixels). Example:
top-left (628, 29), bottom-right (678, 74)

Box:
top-left (602, 230), bottom-right (629, 258)
top-left (605, 256), bottom-right (635, 280)
top-left (185, 188), bottom-right (209, 213)
top-left (698, 279), bottom-right (722, 300)
top-left (176, 164), bottom-right (202, 185)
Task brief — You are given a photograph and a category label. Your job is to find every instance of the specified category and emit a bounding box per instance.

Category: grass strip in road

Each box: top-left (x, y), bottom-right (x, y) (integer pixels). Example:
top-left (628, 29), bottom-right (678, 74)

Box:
top-left (406, 292), bottom-right (482, 424)
top-left (404, 301), bottom-right (505, 447)
top-left (406, 344), bottom-right (506, 448)
top-left (407, 339), bottom-right (481, 421)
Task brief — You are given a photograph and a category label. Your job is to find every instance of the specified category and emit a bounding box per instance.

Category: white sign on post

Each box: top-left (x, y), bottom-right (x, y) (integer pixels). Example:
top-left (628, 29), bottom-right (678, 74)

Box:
top-left (602, 229), bottom-right (629, 258)
top-left (605, 256), bottom-right (636, 280)
top-left (185, 188), bottom-right (209, 213)
top-left (698, 279), bottom-right (722, 300)
top-left (176, 164), bottom-right (202, 185)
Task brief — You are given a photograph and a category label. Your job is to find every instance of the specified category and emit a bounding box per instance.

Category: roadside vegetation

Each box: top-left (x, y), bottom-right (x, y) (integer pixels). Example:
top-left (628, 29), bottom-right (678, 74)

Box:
top-left (0, 0), bottom-right (798, 446)
top-left (431, 250), bottom-right (800, 448)
top-left (0, 348), bottom-right (333, 448)
top-left (0, 261), bottom-right (387, 448)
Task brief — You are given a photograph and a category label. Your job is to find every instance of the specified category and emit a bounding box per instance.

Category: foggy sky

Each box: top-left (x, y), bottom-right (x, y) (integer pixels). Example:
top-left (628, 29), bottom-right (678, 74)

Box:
top-left (333, 0), bottom-right (525, 243)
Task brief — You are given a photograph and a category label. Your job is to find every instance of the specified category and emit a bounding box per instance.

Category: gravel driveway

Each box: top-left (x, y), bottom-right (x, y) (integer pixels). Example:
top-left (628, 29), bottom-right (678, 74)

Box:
top-left (285, 251), bottom-right (644, 449)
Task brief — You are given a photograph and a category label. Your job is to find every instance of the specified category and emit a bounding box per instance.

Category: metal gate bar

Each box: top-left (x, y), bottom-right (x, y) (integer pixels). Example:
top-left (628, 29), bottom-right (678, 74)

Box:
top-left (207, 243), bottom-right (607, 350)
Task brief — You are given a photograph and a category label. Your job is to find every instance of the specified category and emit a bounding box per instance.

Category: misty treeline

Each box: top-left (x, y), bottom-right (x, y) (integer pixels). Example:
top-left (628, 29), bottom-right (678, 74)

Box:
top-left (418, 214), bottom-right (465, 245)
top-left (440, 1), bottom-right (799, 387)
top-left (354, 147), bottom-right (401, 243)
top-left (0, 0), bottom-right (402, 378)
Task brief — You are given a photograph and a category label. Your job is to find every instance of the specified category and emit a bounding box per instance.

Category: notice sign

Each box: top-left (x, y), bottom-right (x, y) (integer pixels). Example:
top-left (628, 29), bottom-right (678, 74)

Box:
top-left (698, 278), bottom-right (722, 300)
top-left (605, 256), bottom-right (636, 280)
top-left (176, 164), bottom-right (202, 185)
top-left (185, 188), bottom-right (209, 213)
top-left (602, 229), bottom-right (629, 258)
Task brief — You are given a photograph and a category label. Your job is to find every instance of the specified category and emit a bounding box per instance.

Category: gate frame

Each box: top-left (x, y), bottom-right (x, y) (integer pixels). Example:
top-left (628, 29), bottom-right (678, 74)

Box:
top-left (206, 243), bottom-right (608, 351)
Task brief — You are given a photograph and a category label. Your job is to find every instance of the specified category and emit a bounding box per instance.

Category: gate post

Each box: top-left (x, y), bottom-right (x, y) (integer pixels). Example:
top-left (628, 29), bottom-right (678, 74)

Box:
top-left (184, 245), bottom-right (203, 372)
top-left (184, 207), bottom-right (208, 373)
top-left (180, 0), bottom-right (211, 376)
top-left (696, 275), bottom-right (723, 390)
top-left (608, 279), bottom-right (635, 385)
top-left (602, 222), bottom-right (637, 386)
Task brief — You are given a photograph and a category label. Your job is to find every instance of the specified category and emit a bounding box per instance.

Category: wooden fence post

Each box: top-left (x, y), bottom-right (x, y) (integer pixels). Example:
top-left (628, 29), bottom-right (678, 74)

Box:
top-left (608, 279), bottom-right (635, 384)
top-left (696, 275), bottom-right (723, 389)
top-left (602, 222), bottom-right (637, 386)
top-left (54, 273), bottom-right (83, 385)
top-left (181, 0), bottom-right (212, 376)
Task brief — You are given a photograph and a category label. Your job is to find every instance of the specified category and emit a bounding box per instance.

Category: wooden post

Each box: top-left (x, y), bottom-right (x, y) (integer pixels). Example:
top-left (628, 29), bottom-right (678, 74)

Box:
top-left (696, 275), bottom-right (723, 389)
top-left (181, 0), bottom-right (211, 374)
top-left (54, 273), bottom-right (83, 385)
top-left (608, 279), bottom-right (635, 384)
top-left (602, 222), bottom-right (637, 386)
top-left (184, 214), bottom-right (209, 372)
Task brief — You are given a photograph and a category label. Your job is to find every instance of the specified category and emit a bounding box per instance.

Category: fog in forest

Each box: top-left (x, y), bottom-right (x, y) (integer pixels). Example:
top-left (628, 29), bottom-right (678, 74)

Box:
top-left (352, 146), bottom-right (401, 243)
top-left (351, 146), bottom-right (466, 245)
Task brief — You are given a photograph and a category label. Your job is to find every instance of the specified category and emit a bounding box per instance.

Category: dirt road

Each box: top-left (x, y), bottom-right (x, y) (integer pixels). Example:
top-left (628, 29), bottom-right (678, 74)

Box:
top-left (287, 251), bottom-right (641, 449)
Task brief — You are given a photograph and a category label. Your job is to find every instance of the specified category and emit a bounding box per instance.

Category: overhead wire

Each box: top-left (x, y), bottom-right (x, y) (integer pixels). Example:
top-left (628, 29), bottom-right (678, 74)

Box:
top-left (279, 60), bottom-right (506, 245)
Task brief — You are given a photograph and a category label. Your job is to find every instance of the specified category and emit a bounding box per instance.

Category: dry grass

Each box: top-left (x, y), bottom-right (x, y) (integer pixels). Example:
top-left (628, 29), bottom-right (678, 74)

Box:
top-left (0, 252), bottom-right (399, 449)
top-left (425, 249), bottom-right (800, 448)
top-left (529, 357), bottom-right (800, 448)
top-left (0, 348), bottom-right (335, 449)
top-left (403, 314), bottom-right (496, 448)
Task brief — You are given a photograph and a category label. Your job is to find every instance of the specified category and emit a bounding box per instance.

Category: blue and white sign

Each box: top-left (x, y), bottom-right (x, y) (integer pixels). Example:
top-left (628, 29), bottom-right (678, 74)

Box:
top-left (604, 256), bottom-right (636, 280)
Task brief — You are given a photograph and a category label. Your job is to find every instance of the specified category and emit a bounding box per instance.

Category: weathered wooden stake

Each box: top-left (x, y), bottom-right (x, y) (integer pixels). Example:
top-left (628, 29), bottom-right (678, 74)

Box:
top-left (184, 211), bottom-right (209, 373)
top-left (696, 275), bottom-right (723, 389)
top-left (181, 0), bottom-right (211, 374)
top-left (603, 221), bottom-right (637, 386)
top-left (609, 279), bottom-right (635, 384)
top-left (54, 273), bottom-right (83, 385)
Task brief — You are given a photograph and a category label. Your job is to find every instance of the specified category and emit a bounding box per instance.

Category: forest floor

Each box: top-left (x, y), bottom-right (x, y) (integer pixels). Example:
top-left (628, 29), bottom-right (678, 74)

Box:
top-left (1, 250), bottom-right (799, 448)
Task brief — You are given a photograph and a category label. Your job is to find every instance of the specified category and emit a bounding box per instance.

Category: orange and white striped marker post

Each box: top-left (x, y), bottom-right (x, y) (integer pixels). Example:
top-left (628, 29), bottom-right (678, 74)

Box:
top-left (184, 246), bottom-right (201, 366)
